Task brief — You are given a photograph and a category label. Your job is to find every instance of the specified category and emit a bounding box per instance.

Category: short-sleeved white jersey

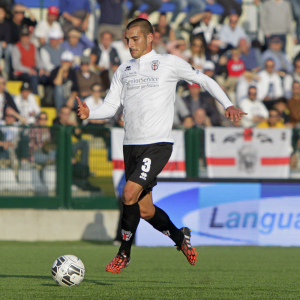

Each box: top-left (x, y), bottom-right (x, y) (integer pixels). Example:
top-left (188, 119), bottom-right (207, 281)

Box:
top-left (88, 50), bottom-right (233, 145)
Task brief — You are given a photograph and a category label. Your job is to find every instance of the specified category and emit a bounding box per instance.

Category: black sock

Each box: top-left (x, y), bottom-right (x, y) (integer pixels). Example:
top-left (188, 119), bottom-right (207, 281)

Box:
top-left (119, 202), bottom-right (140, 257)
top-left (146, 205), bottom-right (183, 246)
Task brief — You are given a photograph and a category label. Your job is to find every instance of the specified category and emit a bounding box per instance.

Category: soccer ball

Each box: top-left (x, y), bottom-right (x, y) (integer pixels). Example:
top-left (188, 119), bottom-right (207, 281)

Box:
top-left (51, 255), bottom-right (85, 287)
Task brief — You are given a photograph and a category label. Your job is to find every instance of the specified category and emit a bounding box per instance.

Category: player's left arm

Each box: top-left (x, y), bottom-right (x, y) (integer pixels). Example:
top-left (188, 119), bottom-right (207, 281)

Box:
top-left (172, 55), bottom-right (247, 121)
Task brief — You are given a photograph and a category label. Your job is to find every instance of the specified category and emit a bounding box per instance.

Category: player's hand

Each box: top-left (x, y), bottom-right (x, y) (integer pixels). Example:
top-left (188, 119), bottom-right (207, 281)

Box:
top-left (76, 97), bottom-right (89, 119)
top-left (225, 106), bottom-right (247, 122)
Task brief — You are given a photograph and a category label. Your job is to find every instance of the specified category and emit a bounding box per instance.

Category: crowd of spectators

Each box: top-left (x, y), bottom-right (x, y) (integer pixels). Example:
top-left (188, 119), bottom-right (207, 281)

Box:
top-left (1, 0), bottom-right (300, 172)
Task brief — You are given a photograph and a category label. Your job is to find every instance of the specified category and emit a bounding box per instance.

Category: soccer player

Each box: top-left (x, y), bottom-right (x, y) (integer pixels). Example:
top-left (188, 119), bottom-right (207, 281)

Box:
top-left (77, 18), bottom-right (246, 274)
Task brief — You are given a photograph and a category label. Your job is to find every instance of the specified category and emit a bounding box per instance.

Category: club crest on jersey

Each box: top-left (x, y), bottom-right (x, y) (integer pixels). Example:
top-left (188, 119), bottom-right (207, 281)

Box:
top-left (122, 229), bottom-right (133, 241)
top-left (150, 60), bottom-right (160, 71)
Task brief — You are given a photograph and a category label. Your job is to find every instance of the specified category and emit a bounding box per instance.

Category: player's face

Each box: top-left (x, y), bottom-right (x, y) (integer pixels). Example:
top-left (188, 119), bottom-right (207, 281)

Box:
top-left (125, 26), bottom-right (153, 59)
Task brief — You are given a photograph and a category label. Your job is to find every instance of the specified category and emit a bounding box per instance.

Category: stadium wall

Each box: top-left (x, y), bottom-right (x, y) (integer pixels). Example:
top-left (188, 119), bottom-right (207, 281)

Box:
top-left (0, 209), bottom-right (119, 241)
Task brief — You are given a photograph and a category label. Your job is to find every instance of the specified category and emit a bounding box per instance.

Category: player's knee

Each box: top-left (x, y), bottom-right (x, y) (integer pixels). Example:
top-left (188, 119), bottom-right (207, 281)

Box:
top-left (122, 189), bottom-right (137, 205)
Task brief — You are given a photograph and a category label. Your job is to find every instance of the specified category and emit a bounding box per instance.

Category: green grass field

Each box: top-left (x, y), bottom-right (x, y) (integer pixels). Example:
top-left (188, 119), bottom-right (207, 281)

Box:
top-left (1, 241), bottom-right (300, 299)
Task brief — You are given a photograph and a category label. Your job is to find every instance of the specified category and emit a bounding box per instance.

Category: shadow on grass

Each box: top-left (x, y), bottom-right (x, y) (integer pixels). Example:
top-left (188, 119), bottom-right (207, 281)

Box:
top-left (0, 274), bottom-right (113, 286)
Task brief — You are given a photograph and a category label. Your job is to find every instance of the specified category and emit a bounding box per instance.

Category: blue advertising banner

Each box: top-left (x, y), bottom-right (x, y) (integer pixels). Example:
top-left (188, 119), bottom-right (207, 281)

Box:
top-left (136, 181), bottom-right (300, 246)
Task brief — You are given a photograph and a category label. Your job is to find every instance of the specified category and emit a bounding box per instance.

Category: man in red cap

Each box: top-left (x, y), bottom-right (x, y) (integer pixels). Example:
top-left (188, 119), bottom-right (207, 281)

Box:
top-left (34, 5), bottom-right (63, 47)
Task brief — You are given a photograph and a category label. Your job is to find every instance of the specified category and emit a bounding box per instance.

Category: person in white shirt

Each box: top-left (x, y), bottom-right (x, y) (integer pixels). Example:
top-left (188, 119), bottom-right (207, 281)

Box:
top-left (77, 18), bottom-right (246, 274)
top-left (14, 82), bottom-right (41, 125)
top-left (239, 86), bottom-right (269, 127)
top-left (34, 6), bottom-right (63, 48)
top-left (256, 59), bottom-right (284, 109)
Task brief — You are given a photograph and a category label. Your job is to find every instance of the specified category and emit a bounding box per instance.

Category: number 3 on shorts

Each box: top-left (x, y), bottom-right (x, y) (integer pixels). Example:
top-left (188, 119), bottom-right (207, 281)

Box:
top-left (141, 158), bottom-right (151, 172)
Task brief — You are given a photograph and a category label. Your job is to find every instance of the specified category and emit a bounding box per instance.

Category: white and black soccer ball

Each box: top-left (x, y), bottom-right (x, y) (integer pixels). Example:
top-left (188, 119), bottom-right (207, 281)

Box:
top-left (52, 255), bottom-right (85, 287)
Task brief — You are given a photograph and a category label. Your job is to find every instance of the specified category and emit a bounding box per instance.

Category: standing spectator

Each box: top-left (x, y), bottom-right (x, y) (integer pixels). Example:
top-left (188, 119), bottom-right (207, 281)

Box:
top-left (190, 10), bottom-right (220, 45)
top-left (60, 0), bottom-right (91, 36)
top-left (256, 59), bottom-right (284, 109)
top-left (10, 4), bottom-right (37, 44)
top-left (90, 31), bottom-right (120, 91)
top-left (11, 26), bottom-right (46, 95)
top-left (287, 81), bottom-right (300, 127)
top-left (76, 56), bottom-right (101, 99)
top-left (153, 13), bottom-right (176, 44)
top-left (239, 38), bottom-right (262, 72)
top-left (261, 37), bottom-right (293, 75)
top-left (183, 83), bottom-right (221, 126)
top-left (219, 13), bottom-right (247, 48)
top-left (0, 5), bottom-right (13, 78)
top-left (49, 51), bottom-right (79, 111)
top-left (127, 0), bottom-right (162, 20)
top-left (97, 0), bottom-right (124, 41)
top-left (214, 0), bottom-right (242, 24)
top-left (13, 82), bottom-right (41, 125)
top-left (260, 0), bottom-right (294, 50)
top-left (239, 86), bottom-right (269, 128)
top-left (62, 29), bottom-right (94, 66)
top-left (183, 36), bottom-right (206, 71)
top-left (40, 29), bottom-right (65, 74)
top-left (34, 6), bottom-right (63, 48)
top-left (257, 108), bottom-right (285, 128)
top-left (29, 112), bottom-right (56, 166)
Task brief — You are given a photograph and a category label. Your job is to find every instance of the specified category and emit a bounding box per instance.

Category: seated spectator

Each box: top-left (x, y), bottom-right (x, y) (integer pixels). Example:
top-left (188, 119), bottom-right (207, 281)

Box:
top-left (190, 9), bottom-right (220, 45)
top-left (76, 56), bottom-right (101, 99)
top-left (287, 81), bottom-right (300, 127)
top-left (183, 83), bottom-right (221, 126)
top-left (11, 26), bottom-right (46, 94)
top-left (34, 6), bottom-right (63, 48)
top-left (236, 71), bottom-right (259, 105)
top-left (256, 59), bottom-right (284, 109)
top-left (0, 5), bottom-right (13, 78)
top-left (14, 82), bottom-right (41, 125)
top-left (29, 112), bottom-right (56, 166)
top-left (153, 13), bottom-right (176, 44)
top-left (239, 38), bottom-right (262, 72)
top-left (90, 31), bottom-right (120, 91)
top-left (0, 76), bottom-right (24, 122)
top-left (127, 0), bottom-right (161, 20)
top-left (152, 31), bottom-right (167, 55)
top-left (225, 48), bottom-right (245, 104)
top-left (49, 51), bottom-right (79, 111)
top-left (60, 0), bottom-right (90, 36)
top-left (193, 108), bottom-right (212, 128)
top-left (111, 35), bottom-right (132, 64)
top-left (261, 37), bottom-right (293, 75)
top-left (183, 115), bottom-right (195, 129)
top-left (274, 97), bottom-right (290, 125)
top-left (239, 86), bottom-right (269, 128)
top-left (257, 108), bottom-right (285, 128)
top-left (284, 59), bottom-right (300, 99)
top-left (214, 0), bottom-right (242, 24)
top-left (40, 29), bottom-right (65, 74)
top-left (166, 37), bottom-right (188, 60)
top-left (10, 4), bottom-right (37, 44)
top-left (183, 36), bottom-right (206, 72)
top-left (62, 29), bottom-right (94, 66)
top-left (173, 93), bottom-right (191, 128)
top-left (0, 107), bottom-right (30, 169)
top-left (219, 13), bottom-right (247, 48)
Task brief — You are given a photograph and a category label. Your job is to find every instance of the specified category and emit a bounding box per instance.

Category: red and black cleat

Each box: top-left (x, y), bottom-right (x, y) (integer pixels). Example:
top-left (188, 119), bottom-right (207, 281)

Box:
top-left (177, 227), bottom-right (198, 265)
top-left (105, 251), bottom-right (130, 274)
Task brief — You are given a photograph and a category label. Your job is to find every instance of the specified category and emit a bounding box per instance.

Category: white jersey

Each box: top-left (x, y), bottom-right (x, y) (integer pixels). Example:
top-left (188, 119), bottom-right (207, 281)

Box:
top-left (88, 50), bottom-right (233, 145)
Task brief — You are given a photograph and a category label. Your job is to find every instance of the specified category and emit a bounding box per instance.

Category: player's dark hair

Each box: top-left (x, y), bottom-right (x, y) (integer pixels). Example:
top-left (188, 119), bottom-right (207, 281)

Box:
top-left (126, 18), bottom-right (153, 37)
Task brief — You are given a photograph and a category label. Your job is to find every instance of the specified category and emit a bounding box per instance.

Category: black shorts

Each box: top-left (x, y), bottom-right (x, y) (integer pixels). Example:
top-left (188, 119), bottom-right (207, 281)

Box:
top-left (123, 142), bottom-right (173, 194)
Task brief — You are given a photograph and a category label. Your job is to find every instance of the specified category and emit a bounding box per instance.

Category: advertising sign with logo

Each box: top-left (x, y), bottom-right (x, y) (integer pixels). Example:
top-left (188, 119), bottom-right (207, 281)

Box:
top-left (135, 181), bottom-right (300, 247)
top-left (205, 128), bottom-right (291, 178)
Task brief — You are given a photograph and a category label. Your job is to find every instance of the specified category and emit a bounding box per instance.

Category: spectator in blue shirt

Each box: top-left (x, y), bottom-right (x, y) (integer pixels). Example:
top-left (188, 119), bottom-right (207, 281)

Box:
top-left (60, 0), bottom-right (91, 36)
top-left (239, 38), bottom-right (262, 72)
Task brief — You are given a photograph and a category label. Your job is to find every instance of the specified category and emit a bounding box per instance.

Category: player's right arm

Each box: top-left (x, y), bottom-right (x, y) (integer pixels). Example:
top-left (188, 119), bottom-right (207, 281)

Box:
top-left (77, 68), bottom-right (123, 120)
